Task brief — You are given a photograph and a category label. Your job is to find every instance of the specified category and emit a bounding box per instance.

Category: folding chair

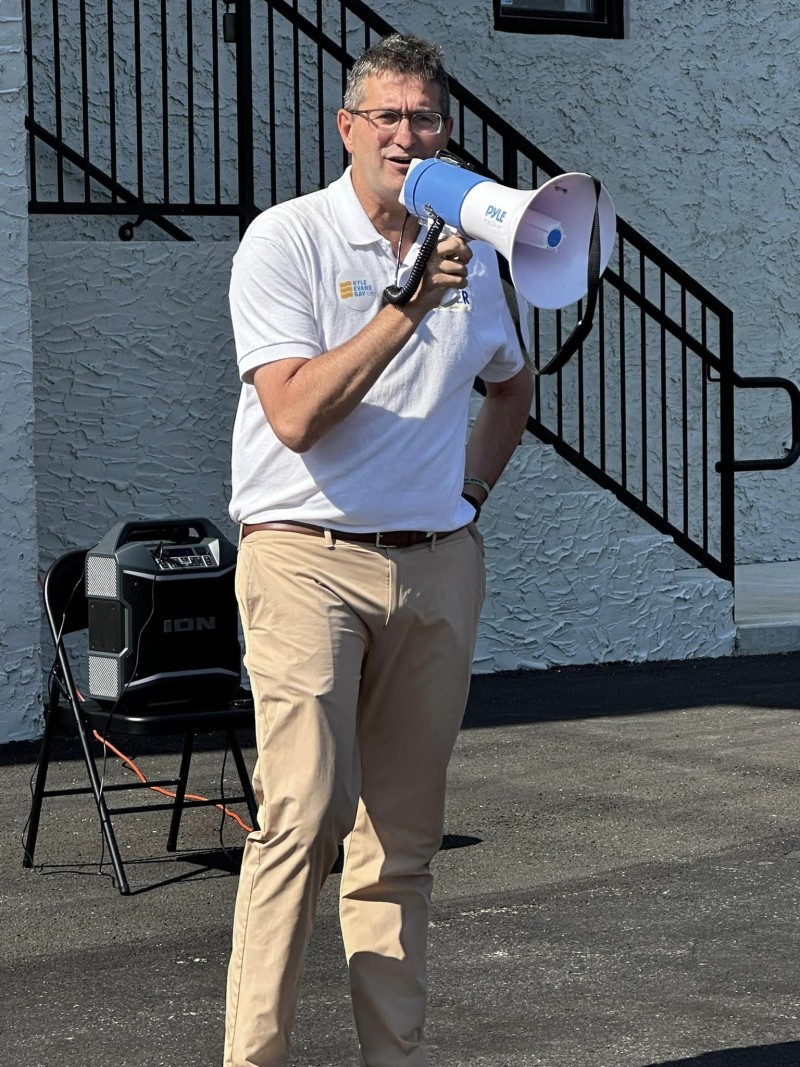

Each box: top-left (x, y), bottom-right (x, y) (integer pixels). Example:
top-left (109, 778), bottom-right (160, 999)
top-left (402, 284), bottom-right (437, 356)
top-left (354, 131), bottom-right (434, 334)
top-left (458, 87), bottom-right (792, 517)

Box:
top-left (23, 547), bottom-right (259, 895)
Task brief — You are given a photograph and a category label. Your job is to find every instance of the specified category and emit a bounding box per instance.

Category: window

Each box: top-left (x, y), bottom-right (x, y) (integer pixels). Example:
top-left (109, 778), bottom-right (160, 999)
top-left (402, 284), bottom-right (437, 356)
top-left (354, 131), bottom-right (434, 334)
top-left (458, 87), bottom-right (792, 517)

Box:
top-left (494, 0), bottom-right (624, 38)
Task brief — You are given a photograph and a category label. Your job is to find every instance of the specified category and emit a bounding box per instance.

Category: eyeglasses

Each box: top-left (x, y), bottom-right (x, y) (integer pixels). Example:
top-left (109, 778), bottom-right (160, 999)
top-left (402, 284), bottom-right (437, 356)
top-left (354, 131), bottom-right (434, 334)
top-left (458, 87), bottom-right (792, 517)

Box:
top-left (348, 109), bottom-right (446, 136)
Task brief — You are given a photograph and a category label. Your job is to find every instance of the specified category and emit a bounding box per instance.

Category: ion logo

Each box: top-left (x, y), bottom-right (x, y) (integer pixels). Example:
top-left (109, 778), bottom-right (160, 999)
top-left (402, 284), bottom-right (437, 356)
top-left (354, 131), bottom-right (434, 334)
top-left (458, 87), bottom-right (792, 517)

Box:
top-left (163, 617), bottom-right (216, 633)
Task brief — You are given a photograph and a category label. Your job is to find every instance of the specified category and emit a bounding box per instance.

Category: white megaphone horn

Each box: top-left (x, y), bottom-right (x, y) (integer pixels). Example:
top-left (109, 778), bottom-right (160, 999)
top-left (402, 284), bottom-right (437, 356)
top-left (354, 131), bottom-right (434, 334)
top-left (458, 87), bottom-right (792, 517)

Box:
top-left (398, 155), bottom-right (616, 312)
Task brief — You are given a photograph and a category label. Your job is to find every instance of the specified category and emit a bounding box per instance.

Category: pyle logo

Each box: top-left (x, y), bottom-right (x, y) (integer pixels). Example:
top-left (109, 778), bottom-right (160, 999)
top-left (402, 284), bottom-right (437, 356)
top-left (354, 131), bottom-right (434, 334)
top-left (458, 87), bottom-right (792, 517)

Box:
top-left (484, 204), bottom-right (507, 225)
top-left (163, 617), bottom-right (216, 634)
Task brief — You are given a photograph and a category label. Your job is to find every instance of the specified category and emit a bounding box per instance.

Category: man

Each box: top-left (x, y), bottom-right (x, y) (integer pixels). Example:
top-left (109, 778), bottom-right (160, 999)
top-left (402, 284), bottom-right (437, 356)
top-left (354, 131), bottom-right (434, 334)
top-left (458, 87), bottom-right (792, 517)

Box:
top-left (224, 32), bottom-right (533, 1067)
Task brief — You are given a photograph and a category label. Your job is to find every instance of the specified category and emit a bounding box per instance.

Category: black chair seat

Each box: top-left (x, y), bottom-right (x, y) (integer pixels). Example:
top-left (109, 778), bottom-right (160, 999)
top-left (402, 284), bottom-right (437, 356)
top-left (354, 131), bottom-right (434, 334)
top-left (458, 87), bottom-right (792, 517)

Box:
top-left (79, 695), bottom-right (255, 736)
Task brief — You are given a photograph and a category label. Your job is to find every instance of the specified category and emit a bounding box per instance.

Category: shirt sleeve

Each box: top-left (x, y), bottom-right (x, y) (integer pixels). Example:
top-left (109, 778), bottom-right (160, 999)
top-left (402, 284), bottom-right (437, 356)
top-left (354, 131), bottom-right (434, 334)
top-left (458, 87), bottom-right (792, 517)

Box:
top-left (229, 216), bottom-right (322, 384)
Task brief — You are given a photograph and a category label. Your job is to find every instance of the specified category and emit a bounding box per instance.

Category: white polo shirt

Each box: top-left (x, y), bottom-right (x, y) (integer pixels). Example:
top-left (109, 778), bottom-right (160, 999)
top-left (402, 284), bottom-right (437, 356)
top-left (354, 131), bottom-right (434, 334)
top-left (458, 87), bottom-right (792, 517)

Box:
top-left (228, 168), bottom-right (525, 532)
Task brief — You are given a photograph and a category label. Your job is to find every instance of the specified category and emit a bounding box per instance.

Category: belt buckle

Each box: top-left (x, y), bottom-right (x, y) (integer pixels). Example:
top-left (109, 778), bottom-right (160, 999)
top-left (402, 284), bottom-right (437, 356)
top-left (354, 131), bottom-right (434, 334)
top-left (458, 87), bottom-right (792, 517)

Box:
top-left (374, 531), bottom-right (437, 548)
top-left (375, 531), bottom-right (415, 548)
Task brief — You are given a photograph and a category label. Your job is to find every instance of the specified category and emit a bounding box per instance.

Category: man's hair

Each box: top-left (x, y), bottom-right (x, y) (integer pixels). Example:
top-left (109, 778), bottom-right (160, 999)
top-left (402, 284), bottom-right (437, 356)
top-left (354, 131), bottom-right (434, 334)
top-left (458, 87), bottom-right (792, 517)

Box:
top-left (343, 34), bottom-right (450, 117)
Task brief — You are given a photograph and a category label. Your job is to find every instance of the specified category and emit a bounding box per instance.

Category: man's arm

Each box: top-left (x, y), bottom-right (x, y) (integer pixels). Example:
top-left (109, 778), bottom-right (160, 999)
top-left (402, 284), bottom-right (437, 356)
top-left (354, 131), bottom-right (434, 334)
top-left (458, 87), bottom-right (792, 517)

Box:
top-left (463, 365), bottom-right (534, 510)
top-left (253, 235), bottom-right (472, 453)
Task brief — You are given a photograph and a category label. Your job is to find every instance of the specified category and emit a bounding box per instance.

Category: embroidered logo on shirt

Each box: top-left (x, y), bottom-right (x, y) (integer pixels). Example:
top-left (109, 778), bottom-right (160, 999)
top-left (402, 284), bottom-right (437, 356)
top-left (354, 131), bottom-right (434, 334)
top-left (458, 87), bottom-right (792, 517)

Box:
top-left (336, 270), bottom-right (377, 311)
top-left (441, 286), bottom-right (472, 311)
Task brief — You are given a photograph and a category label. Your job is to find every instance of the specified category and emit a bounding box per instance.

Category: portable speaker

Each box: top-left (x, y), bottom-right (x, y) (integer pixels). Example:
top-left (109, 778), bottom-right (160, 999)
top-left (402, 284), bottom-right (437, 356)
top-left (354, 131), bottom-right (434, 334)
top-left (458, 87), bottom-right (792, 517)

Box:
top-left (85, 518), bottom-right (240, 710)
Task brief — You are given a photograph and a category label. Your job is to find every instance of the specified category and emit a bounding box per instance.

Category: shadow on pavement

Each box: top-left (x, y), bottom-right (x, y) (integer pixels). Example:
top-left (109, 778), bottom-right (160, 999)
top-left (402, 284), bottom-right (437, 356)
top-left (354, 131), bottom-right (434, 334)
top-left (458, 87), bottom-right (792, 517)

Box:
top-left (641, 1042), bottom-right (800, 1066)
top-left (6, 655), bottom-right (800, 769)
top-left (463, 653), bottom-right (800, 728)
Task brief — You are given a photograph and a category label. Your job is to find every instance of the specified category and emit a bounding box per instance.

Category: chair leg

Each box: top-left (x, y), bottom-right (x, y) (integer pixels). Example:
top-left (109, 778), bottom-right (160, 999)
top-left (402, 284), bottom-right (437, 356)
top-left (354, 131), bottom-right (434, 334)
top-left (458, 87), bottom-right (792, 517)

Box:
top-left (22, 703), bottom-right (59, 868)
top-left (227, 729), bottom-right (258, 829)
top-left (167, 733), bottom-right (194, 852)
top-left (74, 713), bottom-right (131, 895)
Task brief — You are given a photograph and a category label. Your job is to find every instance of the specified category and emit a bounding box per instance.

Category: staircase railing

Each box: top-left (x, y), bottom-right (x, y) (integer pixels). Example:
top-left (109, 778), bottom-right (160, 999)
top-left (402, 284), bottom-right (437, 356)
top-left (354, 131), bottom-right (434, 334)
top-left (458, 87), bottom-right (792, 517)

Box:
top-left (24, 0), bottom-right (800, 582)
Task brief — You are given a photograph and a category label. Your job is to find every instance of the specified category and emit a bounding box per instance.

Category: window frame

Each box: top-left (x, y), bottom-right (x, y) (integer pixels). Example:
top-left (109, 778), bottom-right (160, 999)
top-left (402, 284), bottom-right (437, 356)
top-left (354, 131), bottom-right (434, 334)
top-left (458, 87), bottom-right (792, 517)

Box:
top-left (493, 0), bottom-right (624, 38)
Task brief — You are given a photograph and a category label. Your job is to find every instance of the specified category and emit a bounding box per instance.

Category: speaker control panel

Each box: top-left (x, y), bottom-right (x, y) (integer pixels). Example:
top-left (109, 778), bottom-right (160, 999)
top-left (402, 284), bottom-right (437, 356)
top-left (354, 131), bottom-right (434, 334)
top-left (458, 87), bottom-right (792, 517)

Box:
top-left (151, 545), bottom-right (217, 571)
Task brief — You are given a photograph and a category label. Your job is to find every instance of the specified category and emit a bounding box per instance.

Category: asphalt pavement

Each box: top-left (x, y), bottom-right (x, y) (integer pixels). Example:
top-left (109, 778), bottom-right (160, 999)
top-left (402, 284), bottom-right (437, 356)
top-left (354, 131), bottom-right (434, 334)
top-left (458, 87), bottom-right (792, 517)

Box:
top-left (2, 654), bottom-right (799, 1067)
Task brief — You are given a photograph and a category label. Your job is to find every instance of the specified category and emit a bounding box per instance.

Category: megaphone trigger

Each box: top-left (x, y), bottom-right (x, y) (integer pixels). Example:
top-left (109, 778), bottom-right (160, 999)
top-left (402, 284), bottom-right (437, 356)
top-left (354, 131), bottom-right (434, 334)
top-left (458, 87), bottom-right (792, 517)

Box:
top-left (436, 222), bottom-right (462, 246)
top-left (436, 225), bottom-right (471, 308)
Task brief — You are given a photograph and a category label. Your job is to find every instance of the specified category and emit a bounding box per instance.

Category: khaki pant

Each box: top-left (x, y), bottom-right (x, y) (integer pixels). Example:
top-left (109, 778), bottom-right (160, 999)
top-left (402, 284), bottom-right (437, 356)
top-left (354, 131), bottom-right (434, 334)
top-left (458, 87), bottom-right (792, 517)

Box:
top-left (224, 528), bottom-right (485, 1067)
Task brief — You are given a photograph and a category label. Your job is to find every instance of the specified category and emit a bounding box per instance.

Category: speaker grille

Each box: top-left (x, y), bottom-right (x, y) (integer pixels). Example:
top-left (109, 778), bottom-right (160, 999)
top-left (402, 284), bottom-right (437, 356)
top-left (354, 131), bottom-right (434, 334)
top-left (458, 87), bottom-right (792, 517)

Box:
top-left (86, 555), bottom-right (118, 599)
top-left (88, 655), bottom-right (120, 700)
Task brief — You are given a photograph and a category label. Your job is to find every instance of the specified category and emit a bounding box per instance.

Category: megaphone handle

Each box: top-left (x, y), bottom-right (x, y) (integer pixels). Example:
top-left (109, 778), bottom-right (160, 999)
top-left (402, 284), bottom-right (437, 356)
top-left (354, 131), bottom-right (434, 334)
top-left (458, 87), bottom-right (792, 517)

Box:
top-left (382, 214), bottom-right (447, 307)
top-left (537, 177), bottom-right (603, 377)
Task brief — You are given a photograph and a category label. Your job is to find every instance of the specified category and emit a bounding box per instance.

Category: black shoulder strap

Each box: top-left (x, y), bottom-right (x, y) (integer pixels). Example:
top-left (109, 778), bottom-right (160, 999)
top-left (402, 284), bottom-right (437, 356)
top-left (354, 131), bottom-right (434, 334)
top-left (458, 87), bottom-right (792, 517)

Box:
top-left (525, 176), bottom-right (604, 377)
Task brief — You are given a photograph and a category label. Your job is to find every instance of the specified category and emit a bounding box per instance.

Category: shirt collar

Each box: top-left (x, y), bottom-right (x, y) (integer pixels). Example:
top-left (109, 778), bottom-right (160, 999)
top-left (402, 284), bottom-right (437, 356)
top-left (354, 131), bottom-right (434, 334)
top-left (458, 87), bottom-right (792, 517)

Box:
top-left (328, 168), bottom-right (386, 247)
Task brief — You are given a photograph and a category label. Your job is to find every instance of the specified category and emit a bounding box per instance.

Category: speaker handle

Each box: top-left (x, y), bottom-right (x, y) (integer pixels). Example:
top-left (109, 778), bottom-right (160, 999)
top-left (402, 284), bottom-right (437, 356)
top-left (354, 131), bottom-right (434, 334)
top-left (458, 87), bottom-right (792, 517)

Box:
top-left (534, 176), bottom-right (602, 376)
top-left (111, 518), bottom-right (219, 548)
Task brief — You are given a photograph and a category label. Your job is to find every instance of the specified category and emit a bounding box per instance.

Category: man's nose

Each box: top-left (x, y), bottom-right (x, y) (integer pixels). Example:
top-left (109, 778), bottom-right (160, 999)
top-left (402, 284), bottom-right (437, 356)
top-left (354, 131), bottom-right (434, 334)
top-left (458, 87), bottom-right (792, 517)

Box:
top-left (394, 115), bottom-right (417, 145)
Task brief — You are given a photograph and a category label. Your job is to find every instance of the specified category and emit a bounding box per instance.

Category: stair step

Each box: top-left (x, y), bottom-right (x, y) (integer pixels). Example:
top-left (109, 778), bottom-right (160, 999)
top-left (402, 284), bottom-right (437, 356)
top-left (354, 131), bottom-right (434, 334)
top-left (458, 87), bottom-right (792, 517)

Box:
top-left (734, 562), bottom-right (800, 656)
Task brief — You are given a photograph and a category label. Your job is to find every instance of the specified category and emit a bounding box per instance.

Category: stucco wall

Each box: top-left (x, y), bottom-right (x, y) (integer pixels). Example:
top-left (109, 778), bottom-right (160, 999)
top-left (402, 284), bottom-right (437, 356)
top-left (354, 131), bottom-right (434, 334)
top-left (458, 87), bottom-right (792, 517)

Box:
top-left (31, 242), bottom-right (240, 567)
top-left (363, 0), bottom-right (800, 564)
top-left (0, 5), bottom-right (42, 741)
top-left (476, 414), bottom-right (735, 669)
top-left (30, 242), bottom-right (735, 681)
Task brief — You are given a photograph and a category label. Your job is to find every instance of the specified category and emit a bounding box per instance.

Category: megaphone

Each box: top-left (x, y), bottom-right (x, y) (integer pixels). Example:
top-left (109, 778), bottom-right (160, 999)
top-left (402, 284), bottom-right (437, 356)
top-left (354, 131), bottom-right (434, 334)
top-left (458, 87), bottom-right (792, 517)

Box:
top-left (399, 156), bottom-right (616, 310)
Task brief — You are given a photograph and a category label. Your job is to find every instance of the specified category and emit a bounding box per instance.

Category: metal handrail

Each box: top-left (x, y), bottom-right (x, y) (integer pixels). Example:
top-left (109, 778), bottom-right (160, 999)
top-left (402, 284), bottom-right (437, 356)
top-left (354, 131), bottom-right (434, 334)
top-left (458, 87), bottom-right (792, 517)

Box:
top-left (721, 375), bottom-right (800, 473)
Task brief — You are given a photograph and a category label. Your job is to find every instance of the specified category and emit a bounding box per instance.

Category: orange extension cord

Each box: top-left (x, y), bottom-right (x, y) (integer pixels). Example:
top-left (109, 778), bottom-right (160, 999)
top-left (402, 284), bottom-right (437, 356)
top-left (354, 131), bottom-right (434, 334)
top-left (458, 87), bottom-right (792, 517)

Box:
top-left (91, 730), bottom-right (253, 834)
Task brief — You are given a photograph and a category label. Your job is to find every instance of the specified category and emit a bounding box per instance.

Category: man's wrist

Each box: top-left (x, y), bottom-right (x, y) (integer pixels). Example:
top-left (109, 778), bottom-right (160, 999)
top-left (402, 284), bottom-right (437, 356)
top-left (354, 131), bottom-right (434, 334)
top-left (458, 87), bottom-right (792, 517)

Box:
top-left (463, 475), bottom-right (491, 501)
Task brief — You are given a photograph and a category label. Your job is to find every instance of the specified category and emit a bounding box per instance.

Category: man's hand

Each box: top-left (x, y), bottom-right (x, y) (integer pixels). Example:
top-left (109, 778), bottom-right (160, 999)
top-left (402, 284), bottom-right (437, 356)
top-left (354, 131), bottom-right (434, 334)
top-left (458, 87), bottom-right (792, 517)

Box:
top-left (463, 366), bottom-right (534, 546)
top-left (466, 521), bottom-right (485, 556)
top-left (409, 234), bottom-right (472, 314)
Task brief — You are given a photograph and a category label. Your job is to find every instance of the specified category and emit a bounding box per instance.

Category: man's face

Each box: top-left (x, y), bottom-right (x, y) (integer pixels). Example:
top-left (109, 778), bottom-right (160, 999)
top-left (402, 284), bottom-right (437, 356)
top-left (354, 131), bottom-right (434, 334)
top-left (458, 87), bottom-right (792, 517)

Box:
top-left (337, 73), bottom-right (453, 218)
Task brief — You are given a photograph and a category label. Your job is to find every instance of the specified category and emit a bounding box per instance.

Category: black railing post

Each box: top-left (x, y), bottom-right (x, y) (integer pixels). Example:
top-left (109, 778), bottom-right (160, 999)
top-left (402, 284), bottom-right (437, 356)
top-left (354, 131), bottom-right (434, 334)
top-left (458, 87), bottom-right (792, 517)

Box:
top-left (24, 0), bottom-right (37, 204)
top-left (228, 0), bottom-right (256, 237)
top-left (717, 310), bottom-right (736, 583)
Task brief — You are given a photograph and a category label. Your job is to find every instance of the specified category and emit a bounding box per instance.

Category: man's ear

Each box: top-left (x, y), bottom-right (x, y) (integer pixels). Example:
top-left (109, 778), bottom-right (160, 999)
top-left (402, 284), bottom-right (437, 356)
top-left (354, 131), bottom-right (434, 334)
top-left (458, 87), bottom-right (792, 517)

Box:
top-left (337, 109), bottom-right (354, 154)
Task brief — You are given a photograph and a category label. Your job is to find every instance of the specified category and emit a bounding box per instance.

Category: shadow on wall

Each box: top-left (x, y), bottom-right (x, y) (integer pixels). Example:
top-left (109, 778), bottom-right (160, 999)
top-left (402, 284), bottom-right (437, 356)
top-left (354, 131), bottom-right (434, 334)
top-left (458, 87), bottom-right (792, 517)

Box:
top-left (463, 652), bottom-right (800, 727)
top-left (639, 1042), bottom-right (800, 1066)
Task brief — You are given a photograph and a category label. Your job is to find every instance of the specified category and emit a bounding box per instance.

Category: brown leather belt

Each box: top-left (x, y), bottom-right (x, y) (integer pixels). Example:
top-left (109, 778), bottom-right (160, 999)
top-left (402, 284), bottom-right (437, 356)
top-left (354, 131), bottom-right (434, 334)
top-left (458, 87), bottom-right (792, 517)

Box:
top-left (241, 521), bottom-right (459, 548)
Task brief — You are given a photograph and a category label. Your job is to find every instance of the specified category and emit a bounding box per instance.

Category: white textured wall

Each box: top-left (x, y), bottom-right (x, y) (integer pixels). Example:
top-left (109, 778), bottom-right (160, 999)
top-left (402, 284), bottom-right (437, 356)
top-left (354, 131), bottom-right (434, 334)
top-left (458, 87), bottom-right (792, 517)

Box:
top-left (364, 0), bottom-right (800, 564)
top-left (0, 4), bottom-right (42, 741)
top-left (474, 395), bottom-right (735, 670)
top-left (30, 242), bottom-right (241, 567)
